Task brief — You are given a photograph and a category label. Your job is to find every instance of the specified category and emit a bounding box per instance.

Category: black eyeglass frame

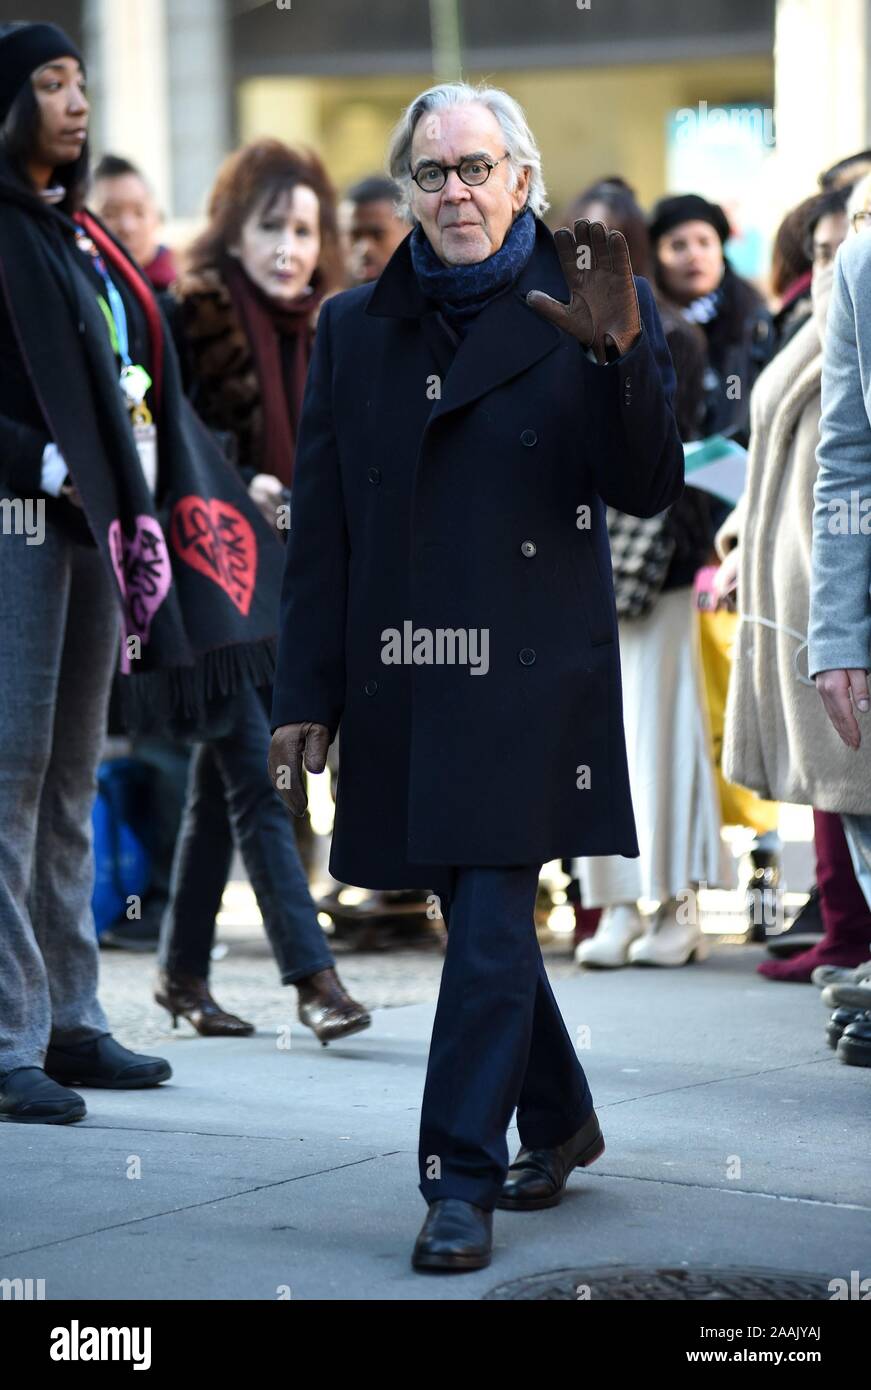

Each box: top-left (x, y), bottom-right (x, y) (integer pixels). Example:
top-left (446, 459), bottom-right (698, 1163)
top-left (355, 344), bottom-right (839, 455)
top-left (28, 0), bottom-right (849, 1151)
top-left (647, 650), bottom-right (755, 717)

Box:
top-left (409, 152), bottom-right (510, 192)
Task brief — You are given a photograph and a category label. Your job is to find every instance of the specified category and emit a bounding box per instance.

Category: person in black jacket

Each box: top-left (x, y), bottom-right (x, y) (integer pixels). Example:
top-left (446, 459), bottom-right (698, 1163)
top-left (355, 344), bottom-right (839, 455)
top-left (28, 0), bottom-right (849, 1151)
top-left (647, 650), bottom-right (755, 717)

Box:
top-left (0, 22), bottom-right (175, 1122)
top-left (0, 22), bottom-right (284, 1125)
top-left (649, 193), bottom-right (774, 447)
top-left (267, 82), bottom-right (684, 1271)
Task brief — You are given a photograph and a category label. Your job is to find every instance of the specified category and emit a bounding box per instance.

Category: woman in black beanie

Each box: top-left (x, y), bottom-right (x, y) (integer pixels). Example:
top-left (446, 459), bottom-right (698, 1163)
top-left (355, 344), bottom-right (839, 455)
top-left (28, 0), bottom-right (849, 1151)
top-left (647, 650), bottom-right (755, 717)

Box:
top-left (649, 193), bottom-right (774, 446)
top-left (0, 22), bottom-right (281, 1123)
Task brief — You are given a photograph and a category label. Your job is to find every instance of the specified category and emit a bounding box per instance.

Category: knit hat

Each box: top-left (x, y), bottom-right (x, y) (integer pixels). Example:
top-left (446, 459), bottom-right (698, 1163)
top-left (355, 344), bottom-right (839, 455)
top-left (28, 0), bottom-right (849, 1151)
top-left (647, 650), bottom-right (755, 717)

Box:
top-left (0, 22), bottom-right (83, 126)
top-left (648, 193), bottom-right (731, 246)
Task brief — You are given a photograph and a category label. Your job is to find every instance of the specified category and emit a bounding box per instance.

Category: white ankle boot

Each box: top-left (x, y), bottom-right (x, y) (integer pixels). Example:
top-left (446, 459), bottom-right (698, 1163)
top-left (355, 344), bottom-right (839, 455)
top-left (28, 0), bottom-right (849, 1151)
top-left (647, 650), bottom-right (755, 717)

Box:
top-left (575, 903), bottom-right (645, 968)
top-left (628, 898), bottom-right (708, 967)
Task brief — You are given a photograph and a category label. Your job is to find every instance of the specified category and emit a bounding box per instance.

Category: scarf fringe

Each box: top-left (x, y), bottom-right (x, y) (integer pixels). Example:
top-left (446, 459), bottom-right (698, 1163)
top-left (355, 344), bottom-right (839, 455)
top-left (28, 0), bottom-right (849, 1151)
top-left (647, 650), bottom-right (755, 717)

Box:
top-left (117, 638), bottom-right (277, 738)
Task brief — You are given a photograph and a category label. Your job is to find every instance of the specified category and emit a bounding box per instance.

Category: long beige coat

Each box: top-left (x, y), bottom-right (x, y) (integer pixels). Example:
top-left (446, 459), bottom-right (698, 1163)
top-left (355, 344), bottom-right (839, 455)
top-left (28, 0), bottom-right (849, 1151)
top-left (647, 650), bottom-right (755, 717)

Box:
top-left (716, 264), bottom-right (871, 813)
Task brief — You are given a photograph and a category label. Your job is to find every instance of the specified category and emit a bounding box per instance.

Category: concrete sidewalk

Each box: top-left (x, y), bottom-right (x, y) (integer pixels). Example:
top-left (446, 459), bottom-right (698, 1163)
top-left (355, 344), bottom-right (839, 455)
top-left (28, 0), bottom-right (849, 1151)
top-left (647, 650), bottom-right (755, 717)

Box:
top-left (2, 943), bottom-right (869, 1301)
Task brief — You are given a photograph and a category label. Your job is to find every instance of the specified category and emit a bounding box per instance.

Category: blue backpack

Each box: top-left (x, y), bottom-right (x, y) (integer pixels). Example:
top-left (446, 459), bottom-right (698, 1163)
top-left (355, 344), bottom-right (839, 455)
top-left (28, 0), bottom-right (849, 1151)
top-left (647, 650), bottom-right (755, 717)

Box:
top-left (92, 758), bottom-right (153, 936)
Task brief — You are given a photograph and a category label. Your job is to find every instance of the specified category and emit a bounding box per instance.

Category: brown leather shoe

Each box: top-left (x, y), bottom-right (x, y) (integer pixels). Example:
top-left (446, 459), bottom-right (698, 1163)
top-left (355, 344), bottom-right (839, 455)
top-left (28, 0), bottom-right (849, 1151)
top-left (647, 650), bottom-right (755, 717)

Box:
top-left (154, 970), bottom-right (255, 1036)
top-left (496, 1109), bottom-right (605, 1210)
top-left (296, 967), bottom-right (371, 1046)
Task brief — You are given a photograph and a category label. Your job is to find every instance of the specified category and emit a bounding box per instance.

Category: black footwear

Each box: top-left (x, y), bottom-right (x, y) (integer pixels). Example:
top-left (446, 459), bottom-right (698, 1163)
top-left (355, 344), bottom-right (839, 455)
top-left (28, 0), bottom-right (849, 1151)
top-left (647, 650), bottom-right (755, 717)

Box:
top-left (826, 1006), bottom-right (866, 1050)
top-left (296, 968), bottom-right (371, 1046)
top-left (0, 1067), bottom-right (86, 1124)
top-left (44, 1034), bottom-right (171, 1089)
top-left (411, 1198), bottom-right (493, 1272)
top-left (496, 1109), bottom-right (605, 1211)
top-left (766, 885), bottom-right (824, 958)
top-left (837, 1012), bottom-right (871, 1067)
top-left (154, 970), bottom-right (255, 1036)
top-left (100, 918), bottom-right (161, 952)
top-left (742, 849), bottom-right (782, 942)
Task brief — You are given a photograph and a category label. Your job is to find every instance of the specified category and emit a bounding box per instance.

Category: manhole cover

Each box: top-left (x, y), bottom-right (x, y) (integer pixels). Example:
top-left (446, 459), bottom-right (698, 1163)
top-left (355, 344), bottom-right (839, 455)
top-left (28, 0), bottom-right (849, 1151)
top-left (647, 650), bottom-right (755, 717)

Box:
top-left (483, 1266), bottom-right (832, 1300)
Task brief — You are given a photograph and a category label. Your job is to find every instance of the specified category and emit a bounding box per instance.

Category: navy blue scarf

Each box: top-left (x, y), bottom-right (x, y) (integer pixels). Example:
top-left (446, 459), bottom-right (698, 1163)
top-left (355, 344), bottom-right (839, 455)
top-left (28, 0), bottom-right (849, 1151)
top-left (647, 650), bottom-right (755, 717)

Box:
top-left (409, 209), bottom-right (536, 336)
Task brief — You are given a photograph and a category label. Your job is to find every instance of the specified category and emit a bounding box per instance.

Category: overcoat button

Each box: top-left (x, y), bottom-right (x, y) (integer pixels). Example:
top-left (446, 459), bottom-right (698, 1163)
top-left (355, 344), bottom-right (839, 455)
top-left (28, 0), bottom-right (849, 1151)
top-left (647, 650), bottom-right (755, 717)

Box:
top-left (521, 540), bottom-right (536, 557)
top-left (518, 648), bottom-right (536, 666)
top-left (364, 679), bottom-right (378, 695)
top-left (367, 467), bottom-right (381, 483)
top-left (520, 429), bottom-right (537, 447)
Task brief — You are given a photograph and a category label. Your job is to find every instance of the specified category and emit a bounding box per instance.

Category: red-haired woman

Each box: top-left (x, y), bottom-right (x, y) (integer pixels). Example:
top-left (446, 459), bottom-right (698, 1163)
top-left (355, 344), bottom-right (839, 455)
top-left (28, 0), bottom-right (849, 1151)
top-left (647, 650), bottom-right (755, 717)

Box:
top-left (154, 140), bottom-right (370, 1044)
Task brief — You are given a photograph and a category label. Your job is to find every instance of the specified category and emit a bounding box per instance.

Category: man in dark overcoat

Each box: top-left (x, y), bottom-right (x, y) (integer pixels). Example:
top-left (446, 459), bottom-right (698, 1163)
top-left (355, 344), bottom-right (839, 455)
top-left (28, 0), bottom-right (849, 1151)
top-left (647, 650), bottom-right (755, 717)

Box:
top-left (269, 81), bottom-right (684, 1272)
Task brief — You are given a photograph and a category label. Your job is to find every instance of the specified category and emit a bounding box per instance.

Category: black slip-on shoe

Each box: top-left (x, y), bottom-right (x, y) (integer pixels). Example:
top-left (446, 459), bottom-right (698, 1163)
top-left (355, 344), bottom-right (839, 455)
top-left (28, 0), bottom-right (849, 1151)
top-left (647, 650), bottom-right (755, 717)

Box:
top-left (44, 1034), bottom-right (171, 1089)
top-left (826, 1006), bottom-right (866, 1050)
top-left (765, 885), bottom-right (824, 957)
top-left (837, 1012), bottom-right (871, 1067)
top-left (0, 1067), bottom-right (86, 1124)
top-left (496, 1108), bottom-right (605, 1211)
top-left (411, 1198), bottom-right (493, 1272)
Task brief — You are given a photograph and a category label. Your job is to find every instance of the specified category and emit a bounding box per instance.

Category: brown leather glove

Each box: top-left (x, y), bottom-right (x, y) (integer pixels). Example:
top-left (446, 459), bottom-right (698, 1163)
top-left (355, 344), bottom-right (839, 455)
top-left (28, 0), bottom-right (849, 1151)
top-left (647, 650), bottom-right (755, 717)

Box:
top-left (527, 219), bottom-right (642, 365)
top-left (267, 721), bottom-right (330, 817)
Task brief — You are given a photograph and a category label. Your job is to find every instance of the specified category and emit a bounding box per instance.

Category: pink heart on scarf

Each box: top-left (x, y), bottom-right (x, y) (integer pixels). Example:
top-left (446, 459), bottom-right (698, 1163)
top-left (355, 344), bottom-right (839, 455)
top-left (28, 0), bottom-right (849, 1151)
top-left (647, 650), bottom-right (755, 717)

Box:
top-left (108, 515), bottom-right (172, 672)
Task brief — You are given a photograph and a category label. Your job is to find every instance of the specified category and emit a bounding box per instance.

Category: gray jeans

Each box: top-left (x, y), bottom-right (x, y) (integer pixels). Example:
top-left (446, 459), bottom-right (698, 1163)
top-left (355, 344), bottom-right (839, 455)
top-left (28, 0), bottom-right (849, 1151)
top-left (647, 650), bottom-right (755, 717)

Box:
top-left (0, 505), bottom-right (119, 1072)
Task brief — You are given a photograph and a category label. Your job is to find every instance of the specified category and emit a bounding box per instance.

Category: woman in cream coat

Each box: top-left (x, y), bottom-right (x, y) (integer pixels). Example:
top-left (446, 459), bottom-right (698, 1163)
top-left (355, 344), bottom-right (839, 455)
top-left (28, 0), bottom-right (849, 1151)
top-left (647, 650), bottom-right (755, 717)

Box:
top-left (713, 182), bottom-right (871, 983)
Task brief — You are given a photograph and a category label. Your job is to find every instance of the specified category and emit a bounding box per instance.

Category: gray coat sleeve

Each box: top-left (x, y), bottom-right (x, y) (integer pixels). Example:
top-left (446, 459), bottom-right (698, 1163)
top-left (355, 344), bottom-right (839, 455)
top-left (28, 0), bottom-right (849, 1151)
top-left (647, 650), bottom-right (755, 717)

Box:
top-left (808, 241), bottom-right (871, 676)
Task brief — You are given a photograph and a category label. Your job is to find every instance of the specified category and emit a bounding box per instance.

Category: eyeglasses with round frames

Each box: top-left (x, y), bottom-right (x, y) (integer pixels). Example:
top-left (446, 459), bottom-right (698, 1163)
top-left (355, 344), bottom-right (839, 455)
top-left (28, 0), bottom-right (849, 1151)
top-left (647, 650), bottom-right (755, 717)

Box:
top-left (410, 153), bottom-right (509, 192)
top-left (851, 209), bottom-right (871, 231)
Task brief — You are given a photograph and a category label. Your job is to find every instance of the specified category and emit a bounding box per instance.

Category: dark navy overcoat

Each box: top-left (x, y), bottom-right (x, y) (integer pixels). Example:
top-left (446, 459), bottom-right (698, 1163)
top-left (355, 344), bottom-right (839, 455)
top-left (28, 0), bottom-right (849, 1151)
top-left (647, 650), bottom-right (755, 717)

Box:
top-left (271, 217), bottom-right (684, 888)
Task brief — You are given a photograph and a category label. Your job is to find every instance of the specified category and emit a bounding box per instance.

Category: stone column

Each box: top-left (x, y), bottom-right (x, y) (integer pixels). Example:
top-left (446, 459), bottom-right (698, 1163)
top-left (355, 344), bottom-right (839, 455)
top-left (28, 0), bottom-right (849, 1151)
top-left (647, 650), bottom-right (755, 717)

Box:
top-left (773, 0), bottom-right (871, 216)
top-left (82, 0), bottom-right (172, 213)
top-left (164, 0), bottom-right (232, 218)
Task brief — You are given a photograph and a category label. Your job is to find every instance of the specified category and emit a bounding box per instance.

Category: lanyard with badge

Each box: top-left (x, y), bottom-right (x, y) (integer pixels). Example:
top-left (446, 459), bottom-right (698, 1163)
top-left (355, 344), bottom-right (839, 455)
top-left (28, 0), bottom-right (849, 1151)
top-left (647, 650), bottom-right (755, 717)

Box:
top-left (74, 227), bottom-right (158, 494)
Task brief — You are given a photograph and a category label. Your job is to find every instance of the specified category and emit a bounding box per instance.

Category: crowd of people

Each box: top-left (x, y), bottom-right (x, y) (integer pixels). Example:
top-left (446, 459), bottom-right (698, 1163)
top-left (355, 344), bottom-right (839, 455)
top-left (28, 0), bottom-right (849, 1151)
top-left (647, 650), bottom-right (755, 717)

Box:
top-left (0, 22), bottom-right (869, 1271)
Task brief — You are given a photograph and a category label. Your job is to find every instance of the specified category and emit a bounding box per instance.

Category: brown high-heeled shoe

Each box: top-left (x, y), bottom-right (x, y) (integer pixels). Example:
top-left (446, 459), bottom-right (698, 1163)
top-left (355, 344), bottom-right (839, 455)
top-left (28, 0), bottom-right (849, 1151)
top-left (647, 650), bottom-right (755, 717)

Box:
top-left (296, 967), bottom-right (371, 1046)
top-left (154, 970), bottom-right (255, 1036)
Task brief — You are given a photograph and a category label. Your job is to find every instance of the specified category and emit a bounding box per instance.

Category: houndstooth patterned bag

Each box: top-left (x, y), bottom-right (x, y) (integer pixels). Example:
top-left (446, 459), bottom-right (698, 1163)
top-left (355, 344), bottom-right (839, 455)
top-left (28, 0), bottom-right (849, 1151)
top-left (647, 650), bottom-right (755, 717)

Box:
top-left (605, 507), bottom-right (676, 619)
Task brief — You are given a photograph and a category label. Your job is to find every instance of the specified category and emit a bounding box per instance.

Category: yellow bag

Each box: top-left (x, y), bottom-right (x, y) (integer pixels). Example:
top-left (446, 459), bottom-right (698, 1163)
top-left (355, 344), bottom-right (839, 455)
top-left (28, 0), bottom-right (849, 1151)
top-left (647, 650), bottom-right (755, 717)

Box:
top-left (694, 577), bottom-right (780, 834)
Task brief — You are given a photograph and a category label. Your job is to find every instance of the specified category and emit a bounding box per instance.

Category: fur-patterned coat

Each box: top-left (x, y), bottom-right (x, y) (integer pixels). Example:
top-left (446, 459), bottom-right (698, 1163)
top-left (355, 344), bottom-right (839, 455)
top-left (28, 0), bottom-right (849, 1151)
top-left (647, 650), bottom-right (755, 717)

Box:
top-left (164, 263), bottom-right (320, 481)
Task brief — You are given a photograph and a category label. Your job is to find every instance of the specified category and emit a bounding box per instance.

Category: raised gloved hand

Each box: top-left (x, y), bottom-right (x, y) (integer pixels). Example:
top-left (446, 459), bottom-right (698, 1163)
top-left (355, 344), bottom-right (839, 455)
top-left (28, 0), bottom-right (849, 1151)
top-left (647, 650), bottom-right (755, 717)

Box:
top-left (527, 219), bottom-right (642, 365)
top-left (267, 721), bottom-right (330, 816)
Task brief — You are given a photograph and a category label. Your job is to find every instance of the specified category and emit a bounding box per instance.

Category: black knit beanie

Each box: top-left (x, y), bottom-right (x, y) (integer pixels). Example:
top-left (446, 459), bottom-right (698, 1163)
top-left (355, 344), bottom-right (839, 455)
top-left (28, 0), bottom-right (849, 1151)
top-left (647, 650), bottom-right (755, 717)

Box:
top-left (0, 22), bottom-right (83, 125)
top-left (649, 193), bottom-right (731, 246)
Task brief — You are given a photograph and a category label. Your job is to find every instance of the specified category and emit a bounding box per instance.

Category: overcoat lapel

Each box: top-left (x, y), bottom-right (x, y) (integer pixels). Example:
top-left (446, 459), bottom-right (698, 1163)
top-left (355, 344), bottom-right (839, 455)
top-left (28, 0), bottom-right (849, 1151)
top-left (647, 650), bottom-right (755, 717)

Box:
top-left (366, 217), bottom-right (569, 423)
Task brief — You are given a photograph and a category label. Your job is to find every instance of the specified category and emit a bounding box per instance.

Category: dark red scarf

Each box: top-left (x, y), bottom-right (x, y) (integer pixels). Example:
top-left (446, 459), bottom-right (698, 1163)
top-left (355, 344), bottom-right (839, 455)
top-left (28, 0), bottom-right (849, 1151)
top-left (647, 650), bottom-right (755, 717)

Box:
top-left (223, 256), bottom-right (323, 486)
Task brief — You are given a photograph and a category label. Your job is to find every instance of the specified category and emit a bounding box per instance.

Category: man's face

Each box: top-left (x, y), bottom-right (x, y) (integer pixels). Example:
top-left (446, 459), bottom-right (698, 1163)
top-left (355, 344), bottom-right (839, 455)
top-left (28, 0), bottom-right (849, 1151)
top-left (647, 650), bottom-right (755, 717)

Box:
top-left (340, 198), bottom-right (408, 284)
top-left (92, 172), bottom-right (161, 266)
top-left (408, 102), bottom-right (529, 266)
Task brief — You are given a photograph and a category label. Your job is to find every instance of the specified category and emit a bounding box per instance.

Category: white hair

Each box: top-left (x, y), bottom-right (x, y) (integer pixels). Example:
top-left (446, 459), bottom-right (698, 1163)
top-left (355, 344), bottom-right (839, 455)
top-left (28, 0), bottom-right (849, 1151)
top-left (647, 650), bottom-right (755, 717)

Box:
top-left (386, 81), bottom-right (549, 224)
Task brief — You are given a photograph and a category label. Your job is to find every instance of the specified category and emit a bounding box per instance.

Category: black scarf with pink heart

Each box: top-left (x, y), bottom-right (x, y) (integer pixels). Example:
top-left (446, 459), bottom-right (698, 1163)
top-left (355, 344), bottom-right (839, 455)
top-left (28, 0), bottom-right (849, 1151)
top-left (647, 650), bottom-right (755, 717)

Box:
top-left (0, 171), bottom-right (285, 736)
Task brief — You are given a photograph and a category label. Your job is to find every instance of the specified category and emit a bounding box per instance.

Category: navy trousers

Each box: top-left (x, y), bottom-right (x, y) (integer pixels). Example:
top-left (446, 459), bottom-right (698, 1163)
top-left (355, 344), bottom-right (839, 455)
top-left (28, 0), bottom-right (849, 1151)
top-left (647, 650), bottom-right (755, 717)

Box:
top-left (418, 864), bottom-right (594, 1211)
